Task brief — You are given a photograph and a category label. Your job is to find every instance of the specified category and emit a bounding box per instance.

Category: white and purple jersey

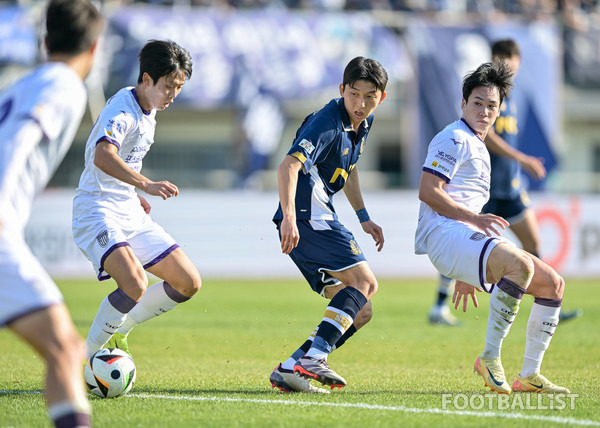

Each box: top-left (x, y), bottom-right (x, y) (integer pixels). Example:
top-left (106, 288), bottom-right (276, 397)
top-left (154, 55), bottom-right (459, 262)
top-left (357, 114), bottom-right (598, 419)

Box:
top-left (273, 98), bottom-right (374, 222)
top-left (74, 87), bottom-right (156, 209)
top-left (415, 118), bottom-right (491, 254)
top-left (0, 62), bottom-right (87, 235)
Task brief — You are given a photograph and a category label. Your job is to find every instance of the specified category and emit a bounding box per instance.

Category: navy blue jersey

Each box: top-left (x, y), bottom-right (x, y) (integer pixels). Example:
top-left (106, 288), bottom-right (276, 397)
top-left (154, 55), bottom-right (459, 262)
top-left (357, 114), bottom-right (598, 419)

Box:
top-left (273, 98), bottom-right (373, 221)
top-left (488, 96), bottom-right (520, 199)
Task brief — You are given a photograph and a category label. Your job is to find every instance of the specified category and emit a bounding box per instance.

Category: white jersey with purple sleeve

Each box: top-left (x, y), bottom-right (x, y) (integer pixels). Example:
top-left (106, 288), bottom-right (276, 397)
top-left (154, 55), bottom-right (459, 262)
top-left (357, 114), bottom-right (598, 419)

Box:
top-left (0, 63), bottom-right (87, 235)
top-left (415, 118), bottom-right (491, 254)
top-left (74, 87), bottom-right (156, 210)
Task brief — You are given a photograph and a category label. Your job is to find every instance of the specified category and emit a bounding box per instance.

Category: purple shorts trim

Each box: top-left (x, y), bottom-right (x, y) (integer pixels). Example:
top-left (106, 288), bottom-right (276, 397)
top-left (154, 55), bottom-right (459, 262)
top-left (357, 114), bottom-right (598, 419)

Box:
top-left (422, 167), bottom-right (450, 183)
top-left (479, 237), bottom-right (497, 293)
top-left (534, 297), bottom-right (563, 308)
top-left (98, 242), bottom-right (131, 281)
top-left (143, 244), bottom-right (180, 270)
top-left (1, 302), bottom-right (60, 327)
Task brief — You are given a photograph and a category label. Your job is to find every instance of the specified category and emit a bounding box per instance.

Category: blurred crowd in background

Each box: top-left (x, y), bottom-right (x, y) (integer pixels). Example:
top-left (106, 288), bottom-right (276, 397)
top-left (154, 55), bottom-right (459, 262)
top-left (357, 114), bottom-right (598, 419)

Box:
top-left (1, 0), bottom-right (599, 192)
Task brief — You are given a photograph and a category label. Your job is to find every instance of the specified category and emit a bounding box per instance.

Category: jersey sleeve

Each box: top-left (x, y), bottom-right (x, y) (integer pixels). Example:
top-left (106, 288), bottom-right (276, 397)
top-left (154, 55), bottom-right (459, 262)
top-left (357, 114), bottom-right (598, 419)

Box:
top-left (94, 103), bottom-right (135, 150)
top-left (287, 113), bottom-right (337, 173)
top-left (422, 133), bottom-right (466, 183)
top-left (31, 90), bottom-right (86, 144)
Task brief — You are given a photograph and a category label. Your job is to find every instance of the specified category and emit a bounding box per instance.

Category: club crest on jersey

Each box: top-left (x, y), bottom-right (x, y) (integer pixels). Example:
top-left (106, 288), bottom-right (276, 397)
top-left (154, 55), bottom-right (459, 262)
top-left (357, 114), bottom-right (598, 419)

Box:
top-left (342, 148), bottom-right (349, 156)
top-left (96, 230), bottom-right (109, 248)
top-left (298, 139), bottom-right (315, 154)
top-left (349, 240), bottom-right (362, 255)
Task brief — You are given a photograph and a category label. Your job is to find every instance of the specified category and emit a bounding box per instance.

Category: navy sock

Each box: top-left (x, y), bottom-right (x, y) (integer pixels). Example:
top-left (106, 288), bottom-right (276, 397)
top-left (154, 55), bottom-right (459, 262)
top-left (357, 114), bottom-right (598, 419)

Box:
top-left (311, 287), bottom-right (367, 353)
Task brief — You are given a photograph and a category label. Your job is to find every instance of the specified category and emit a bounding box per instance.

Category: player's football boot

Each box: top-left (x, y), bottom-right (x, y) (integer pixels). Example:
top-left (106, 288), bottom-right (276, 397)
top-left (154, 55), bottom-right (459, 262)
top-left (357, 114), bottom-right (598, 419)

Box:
top-left (293, 356), bottom-right (346, 389)
top-left (105, 332), bottom-right (131, 357)
top-left (270, 364), bottom-right (330, 394)
top-left (559, 308), bottom-right (583, 323)
top-left (474, 356), bottom-right (511, 394)
top-left (512, 373), bottom-right (571, 393)
top-left (428, 304), bottom-right (462, 327)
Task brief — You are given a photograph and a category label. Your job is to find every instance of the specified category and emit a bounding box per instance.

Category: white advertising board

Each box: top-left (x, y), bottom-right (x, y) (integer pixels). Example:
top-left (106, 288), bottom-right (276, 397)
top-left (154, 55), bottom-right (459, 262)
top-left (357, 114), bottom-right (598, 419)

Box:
top-left (25, 190), bottom-right (600, 279)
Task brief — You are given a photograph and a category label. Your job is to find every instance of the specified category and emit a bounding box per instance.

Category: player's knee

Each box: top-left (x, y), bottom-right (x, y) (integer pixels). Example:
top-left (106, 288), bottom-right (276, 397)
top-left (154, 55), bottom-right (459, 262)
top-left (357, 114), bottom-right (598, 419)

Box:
top-left (172, 270), bottom-right (201, 298)
top-left (44, 328), bottom-right (85, 368)
top-left (507, 252), bottom-right (535, 287)
top-left (548, 274), bottom-right (565, 299)
top-left (118, 267), bottom-right (148, 301)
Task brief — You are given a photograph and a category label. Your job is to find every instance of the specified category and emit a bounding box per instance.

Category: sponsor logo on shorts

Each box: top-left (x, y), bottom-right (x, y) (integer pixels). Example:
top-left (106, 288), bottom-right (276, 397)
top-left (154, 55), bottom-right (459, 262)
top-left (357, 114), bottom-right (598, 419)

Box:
top-left (349, 240), bottom-right (361, 255)
top-left (469, 232), bottom-right (487, 241)
top-left (96, 230), bottom-right (109, 248)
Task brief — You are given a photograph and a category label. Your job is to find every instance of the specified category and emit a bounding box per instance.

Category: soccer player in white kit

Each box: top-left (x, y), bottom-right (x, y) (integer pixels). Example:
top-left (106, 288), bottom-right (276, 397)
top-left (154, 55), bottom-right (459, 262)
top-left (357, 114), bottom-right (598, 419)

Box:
top-left (72, 40), bottom-right (201, 359)
top-left (416, 62), bottom-right (570, 394)
top-left (0, 1), bottom-right (102, 426)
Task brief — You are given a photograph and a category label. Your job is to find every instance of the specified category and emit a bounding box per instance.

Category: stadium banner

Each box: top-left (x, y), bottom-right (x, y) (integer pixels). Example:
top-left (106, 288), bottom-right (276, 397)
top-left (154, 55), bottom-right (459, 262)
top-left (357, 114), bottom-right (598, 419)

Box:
top-left (102, 7), bottom-right (408, 106)
top-left (26, 190), bottom-right (600, 279)
top-left (408, 21), bottom-right (561, 190)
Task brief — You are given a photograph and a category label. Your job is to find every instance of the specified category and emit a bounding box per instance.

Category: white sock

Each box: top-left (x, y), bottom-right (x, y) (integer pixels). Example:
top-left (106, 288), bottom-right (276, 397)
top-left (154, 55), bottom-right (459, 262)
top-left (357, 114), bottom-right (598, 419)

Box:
top-left (116, 281), bottom-right (189, 336)
top-left (481, 279), bottom-right (525, 359)
top-left (521, 300), bottom-right (561, 377)
top-left (86, 289), bottom-right (136, 358)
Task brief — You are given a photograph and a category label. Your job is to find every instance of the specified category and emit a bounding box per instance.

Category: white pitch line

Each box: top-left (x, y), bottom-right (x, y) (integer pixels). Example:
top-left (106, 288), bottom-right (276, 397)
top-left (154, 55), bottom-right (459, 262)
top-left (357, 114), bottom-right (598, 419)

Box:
top-left (2, 390), bottom-right (599, 427)
top-left (130, 393), bottom-right (600, 427)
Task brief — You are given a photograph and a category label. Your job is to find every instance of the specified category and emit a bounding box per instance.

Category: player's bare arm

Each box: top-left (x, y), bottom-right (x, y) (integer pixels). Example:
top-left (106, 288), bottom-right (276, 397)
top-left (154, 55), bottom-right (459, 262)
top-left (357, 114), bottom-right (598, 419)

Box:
top-left (94, 140), bottom-right (179, 200)
top-left (485, 128), bottom-right (546, 180)
top-left (343, 168), bottom-right (384, 251)
top-left (277, 155), bottom-right (303, 254)
top-left (418, 170), bottom-right (509, 235)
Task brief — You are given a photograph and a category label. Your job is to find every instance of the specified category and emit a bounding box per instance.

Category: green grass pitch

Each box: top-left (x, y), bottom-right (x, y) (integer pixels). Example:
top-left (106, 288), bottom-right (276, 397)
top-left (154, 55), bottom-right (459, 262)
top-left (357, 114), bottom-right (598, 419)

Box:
top-left (1, 277), bottom-right (599, 427)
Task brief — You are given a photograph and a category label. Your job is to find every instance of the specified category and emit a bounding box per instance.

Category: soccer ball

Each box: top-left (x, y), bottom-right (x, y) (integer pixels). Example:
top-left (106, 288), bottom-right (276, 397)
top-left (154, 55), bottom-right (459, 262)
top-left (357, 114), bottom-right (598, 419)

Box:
top-left (84, 348), bottom-right (136, 398)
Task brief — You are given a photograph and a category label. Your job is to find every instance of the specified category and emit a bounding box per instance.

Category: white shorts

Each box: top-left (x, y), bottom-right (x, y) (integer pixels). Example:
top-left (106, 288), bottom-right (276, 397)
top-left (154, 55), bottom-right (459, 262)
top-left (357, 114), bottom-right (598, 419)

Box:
top-left (72, 196), bottom-right (178, 281)
top-left (424, 220), bottom-right (512, 292)
top-left (0, 232), bottom-right (63, 326)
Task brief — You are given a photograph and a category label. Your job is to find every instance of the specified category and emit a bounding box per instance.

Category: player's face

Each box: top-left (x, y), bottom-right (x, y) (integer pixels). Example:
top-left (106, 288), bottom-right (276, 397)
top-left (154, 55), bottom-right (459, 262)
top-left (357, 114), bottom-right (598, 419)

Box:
top-left (461, 85), bottom-right (501, 139)
top-left (145, 71), bottom-right (186, 111)
top-left (339, 80), bottom-right (386, 130)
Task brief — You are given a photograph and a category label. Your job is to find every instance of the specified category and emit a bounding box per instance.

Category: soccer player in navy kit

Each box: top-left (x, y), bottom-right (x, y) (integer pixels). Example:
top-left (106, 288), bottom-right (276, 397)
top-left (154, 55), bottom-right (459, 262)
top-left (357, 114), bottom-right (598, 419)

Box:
top-left (270, 57), bottom-right (387, 392)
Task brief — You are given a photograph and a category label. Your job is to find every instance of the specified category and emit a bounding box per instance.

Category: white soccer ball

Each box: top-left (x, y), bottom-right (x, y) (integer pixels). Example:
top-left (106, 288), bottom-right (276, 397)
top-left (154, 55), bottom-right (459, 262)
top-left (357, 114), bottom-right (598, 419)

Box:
top-left (84, 348), bottom-right (136, 398)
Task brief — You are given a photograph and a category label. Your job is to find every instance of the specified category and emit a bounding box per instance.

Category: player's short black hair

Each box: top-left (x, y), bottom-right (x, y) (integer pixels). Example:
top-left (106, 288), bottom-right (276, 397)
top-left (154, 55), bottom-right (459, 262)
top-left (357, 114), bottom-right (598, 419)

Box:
top-left (45, 0), bottom-right (103, 56)
top-left (342, 56), bottom-right (388, 93)
top-left (462, 62), bottom-right (513, 106)
top-left (137, 40), bottom-right (193, 85)
top-left (491, 39), bottom-right (521, 61)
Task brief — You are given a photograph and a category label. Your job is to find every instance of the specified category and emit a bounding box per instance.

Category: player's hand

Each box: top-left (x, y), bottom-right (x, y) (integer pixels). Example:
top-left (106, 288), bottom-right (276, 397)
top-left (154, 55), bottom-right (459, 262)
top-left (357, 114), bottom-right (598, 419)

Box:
top-left (472, 213), bottom-right (509, 236)
top-left (280, 217), bottom-right (299, 255)
top-left (452, 280), bottom-right (480, 312)
top-left (144, 180), bottom-right (179, 200)
top-left (520, 155), bottom-right (546, 181)
top-left (361, 220), bottom-right (384, 252)
top-left (137, 194), bottom-right (151, 214)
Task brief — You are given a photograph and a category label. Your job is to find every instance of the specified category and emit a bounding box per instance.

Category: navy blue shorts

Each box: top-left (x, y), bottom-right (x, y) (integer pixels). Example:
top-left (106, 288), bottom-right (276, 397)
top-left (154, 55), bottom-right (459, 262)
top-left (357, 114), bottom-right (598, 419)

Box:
top-left (481, 191), bottom-right (530, 224)
top-left (276, 219), bottom-right (367, 296)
